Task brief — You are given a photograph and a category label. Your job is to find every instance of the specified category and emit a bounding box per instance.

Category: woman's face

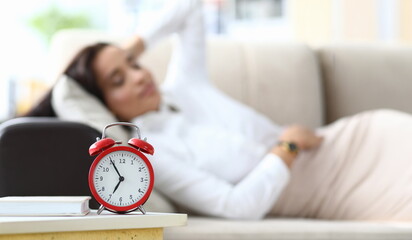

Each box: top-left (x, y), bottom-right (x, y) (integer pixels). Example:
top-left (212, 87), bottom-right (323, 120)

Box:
top-left (93, 45), bottom-right (161, 121)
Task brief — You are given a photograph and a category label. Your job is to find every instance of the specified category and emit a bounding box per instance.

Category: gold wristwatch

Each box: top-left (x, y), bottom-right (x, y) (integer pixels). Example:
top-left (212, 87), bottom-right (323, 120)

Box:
top-left (277, 141), bottom-right (299, 155)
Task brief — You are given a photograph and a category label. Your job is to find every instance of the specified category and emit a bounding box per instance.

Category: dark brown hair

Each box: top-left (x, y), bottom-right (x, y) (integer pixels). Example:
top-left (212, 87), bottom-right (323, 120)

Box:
top-left (24, 42), bottom-right (110, 117)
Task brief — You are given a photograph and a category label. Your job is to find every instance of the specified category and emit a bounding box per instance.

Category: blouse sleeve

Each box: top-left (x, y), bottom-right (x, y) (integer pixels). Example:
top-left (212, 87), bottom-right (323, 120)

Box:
top-left (152, 150), bottom-right (290, 220)
top-left (137, 0), bottom-right (209, 87)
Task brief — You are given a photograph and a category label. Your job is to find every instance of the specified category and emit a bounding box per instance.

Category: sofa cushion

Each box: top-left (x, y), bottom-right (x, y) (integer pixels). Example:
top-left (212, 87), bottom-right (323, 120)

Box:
top-left (164, 217), bottom-right (412, 240)
top-left (243, 40), bottom-right (324, 128)
top-left (205, 39), bottom-right (325, 128)
top-left (318, 45), bottom-right (412, 123)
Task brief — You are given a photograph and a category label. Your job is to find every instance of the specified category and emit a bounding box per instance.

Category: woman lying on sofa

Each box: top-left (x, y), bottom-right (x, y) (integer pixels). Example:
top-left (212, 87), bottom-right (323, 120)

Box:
top-left (27, 0), bottom-right (412, 220)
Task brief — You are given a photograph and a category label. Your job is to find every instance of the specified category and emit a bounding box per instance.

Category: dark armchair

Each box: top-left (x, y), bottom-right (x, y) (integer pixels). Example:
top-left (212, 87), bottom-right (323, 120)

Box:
top-left (0, 117), bottom-right (101, 208)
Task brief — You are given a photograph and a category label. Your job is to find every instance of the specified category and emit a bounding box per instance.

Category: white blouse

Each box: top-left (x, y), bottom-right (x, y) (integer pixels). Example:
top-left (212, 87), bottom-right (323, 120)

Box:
top-left (132, 0), bottom-right (290, 219)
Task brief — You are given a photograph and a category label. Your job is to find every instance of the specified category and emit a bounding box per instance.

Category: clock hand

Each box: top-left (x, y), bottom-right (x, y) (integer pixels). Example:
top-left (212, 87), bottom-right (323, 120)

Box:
top-left (112, 180), bottom-right (121, 194)
top-left (110, 158), bottom-right (125, 194)
top-left (112, 176), bottom-right (125, 194)
top-left (110, 159), bottom-right (122, 178)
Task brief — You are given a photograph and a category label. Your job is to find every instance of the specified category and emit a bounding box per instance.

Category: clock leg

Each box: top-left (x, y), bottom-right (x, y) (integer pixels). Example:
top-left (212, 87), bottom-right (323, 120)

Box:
top-left (137, 205), bottom-right (146, 214)
top-left (97, 205), bottom-right (105, 215)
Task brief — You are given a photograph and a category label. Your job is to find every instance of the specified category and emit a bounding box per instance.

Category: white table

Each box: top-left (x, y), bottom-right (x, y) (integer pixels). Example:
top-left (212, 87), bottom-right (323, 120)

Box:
top-left (0, 211), bottom-right (187, 240)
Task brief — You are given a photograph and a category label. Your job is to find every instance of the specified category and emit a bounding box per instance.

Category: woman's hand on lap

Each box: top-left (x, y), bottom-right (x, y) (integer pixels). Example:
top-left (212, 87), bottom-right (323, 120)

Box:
top-left (271, 125), bottom-right (323, 169)
top-left (280, 125), bottom-right (323, 150)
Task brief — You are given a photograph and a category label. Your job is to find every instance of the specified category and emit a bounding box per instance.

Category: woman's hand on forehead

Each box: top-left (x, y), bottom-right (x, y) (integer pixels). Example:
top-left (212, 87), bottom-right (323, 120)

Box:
top-left (122, 35), bottom-right (146, 62)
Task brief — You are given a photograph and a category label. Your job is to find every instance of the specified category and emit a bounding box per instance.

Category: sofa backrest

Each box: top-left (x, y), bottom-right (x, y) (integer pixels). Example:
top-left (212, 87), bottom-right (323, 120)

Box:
top-left (49, 29), bottom-right (325, 128)
top-left (318, 45), bottom-right (412, 123)
top-left (48, 29), bottom-right (412, 128)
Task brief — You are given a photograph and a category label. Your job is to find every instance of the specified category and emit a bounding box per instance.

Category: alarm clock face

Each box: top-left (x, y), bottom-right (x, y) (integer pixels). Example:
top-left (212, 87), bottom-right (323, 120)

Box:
top-left (89, 146), bottom-right (154, 212)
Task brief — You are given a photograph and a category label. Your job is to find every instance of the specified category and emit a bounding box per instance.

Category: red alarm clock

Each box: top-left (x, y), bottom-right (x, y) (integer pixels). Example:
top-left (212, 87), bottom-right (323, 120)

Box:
top-left (88, 122), bottom-right (155, 215)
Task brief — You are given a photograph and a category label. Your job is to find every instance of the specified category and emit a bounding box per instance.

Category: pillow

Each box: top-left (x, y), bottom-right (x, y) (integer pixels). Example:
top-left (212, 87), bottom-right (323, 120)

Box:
top-left (51, 74), bottom-right (130, 140)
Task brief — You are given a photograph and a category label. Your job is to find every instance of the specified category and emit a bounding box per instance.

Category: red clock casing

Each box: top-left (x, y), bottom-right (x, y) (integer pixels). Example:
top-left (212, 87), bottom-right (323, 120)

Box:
top-left (88, 145), bottom-right (154, 213)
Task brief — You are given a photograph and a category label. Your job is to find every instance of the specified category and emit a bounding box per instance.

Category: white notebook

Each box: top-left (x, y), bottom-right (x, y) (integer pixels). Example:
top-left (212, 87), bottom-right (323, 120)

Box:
top-left (0, 196), bottom-right (91, 216)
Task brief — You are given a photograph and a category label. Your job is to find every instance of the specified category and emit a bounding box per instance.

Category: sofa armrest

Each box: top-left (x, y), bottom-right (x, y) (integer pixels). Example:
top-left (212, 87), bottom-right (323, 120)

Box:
top-left (0, 117), bottom-right (101, 208)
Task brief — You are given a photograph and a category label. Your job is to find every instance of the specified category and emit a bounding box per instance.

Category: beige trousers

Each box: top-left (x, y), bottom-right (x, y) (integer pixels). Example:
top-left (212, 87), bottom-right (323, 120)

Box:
top-left (270, 109), bottom-right (412, 220)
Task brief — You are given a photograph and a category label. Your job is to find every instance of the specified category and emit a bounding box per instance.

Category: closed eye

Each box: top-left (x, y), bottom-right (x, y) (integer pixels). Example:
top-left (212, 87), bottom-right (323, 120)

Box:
top-left (111, 70), bottom-right (124, 86)
top-left (128, 59), bottom-right (141, 69)
top-left (126, 53), bottom-right (141, 69)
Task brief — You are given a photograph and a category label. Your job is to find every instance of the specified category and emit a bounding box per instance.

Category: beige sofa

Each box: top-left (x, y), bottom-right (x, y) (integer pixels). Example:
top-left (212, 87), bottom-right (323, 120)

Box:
top-left (49, 29), bottom-right (412, 239)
